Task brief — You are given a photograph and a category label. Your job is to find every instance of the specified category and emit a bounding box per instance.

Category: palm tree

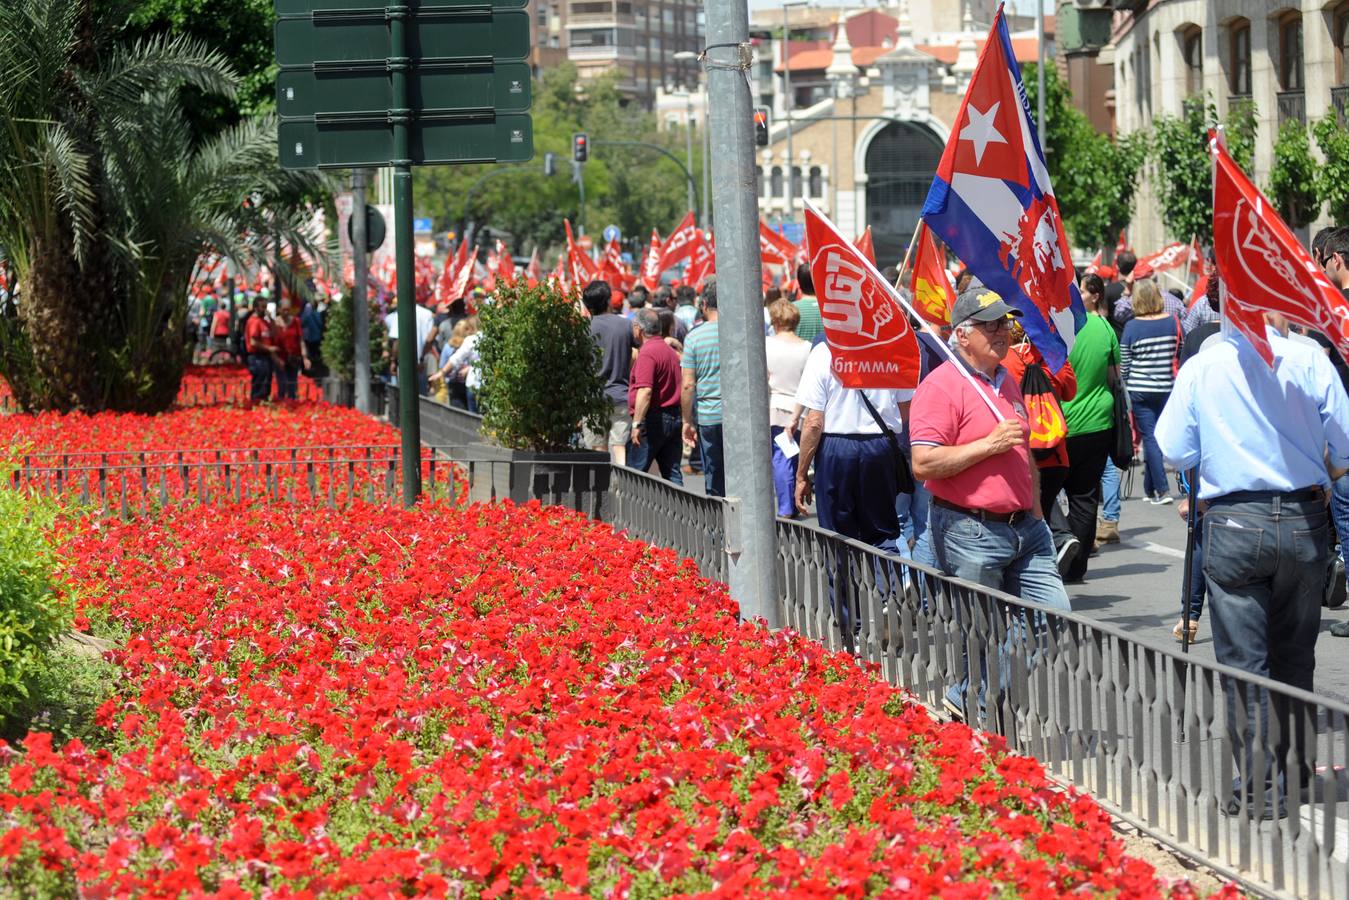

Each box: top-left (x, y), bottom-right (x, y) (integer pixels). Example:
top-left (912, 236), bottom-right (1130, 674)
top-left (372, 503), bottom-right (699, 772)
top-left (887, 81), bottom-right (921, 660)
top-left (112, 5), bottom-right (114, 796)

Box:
top-left (0, 0), bottom-right (329, 412)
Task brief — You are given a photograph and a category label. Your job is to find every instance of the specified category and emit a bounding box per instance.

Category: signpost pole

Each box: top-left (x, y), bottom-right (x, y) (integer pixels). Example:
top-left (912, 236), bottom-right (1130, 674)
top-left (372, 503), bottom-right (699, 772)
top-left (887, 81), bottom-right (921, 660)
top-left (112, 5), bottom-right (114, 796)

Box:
top-left (389, 3), bottom-right (421, 505)
top-left (707, 5), bottom-right (778, 626)
top-left (352, 169), bottom-right (372, 414)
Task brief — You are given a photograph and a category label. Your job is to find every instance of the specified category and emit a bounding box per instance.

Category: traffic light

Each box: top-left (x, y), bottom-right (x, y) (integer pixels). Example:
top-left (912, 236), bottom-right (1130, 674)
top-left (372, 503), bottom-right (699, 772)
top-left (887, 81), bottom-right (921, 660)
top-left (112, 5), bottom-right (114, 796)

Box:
top-left (544, 151), bottom-right (557, 177)
top-left (573, 132), bottom-right (589, 163)
top-left (754, 108), bottom-right (770, 146)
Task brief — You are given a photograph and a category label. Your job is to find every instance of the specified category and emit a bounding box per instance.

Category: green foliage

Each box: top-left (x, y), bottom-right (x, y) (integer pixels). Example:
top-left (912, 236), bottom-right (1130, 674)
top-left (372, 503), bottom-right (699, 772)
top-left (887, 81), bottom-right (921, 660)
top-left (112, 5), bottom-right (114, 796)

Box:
top-left (414, 64), bottom-right (698, 256)
top-left (1267, 120), bottom-right (1320, 228)
top-left (1314, 116), bottom-right (1349, 226)
top-left (0, 0), bottom-right (329, 413)
top-left (320, 292), bottom-right (390, 383)
top-left (1150, 95), bottom-right (1256, 244)
top-left (0, 464), bottom-right (70, 732)
top-left (476, 282), bottom-right (609, 452)
top-left (1021, 64), bottom-right (1144, 252)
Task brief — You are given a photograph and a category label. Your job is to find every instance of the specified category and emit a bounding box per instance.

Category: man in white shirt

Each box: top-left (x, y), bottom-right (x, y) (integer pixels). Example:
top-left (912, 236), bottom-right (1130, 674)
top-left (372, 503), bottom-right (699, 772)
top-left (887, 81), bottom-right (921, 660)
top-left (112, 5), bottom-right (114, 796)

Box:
top-left (383, 300), bottom-right (437, 394)
top-left (794, 341), bottom-right (913, 553)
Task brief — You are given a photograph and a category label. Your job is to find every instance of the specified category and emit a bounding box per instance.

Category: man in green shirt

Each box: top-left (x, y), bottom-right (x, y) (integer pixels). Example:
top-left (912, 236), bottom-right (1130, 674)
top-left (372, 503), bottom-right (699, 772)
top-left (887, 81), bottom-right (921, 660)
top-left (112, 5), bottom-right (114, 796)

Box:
top-left (793, 263), bottom-right (823, 342)
top-left (1056, 273), bottom-right (1121, 583)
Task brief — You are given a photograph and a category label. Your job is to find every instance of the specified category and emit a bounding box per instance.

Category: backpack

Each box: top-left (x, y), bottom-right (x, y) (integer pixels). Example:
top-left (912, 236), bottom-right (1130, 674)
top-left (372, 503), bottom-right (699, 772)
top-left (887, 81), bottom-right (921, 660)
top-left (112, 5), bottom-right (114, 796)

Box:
top-left (1019, 361), bottom-right (1067, 462)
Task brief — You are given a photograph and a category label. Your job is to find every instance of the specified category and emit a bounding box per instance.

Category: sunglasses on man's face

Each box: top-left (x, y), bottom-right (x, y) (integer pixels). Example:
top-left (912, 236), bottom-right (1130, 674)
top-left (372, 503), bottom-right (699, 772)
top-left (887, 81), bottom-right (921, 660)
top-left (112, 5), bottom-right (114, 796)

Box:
top-left (972, 318), bottom-right (1012, 334)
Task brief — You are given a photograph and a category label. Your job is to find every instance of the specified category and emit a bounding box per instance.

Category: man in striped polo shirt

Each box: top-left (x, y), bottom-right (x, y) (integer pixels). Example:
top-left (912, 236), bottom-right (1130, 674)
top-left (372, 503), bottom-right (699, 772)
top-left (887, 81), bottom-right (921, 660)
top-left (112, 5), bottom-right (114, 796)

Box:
top-left (681, 281), bottom-right (725, 496)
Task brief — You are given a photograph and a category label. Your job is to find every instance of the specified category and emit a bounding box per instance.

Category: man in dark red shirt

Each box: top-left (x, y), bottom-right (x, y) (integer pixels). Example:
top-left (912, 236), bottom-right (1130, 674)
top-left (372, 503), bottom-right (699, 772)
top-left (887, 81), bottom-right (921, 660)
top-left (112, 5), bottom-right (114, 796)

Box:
top-left (627, 307), bottom-right (684, 485)
top-left (243, 296), bottom-right (278, 402)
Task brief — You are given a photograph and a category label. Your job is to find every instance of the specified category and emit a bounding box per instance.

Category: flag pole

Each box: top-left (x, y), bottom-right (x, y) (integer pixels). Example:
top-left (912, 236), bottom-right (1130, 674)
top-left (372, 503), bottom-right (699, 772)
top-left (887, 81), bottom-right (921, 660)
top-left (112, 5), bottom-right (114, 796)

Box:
top-left (804, 199), bottom-right (1006, 421)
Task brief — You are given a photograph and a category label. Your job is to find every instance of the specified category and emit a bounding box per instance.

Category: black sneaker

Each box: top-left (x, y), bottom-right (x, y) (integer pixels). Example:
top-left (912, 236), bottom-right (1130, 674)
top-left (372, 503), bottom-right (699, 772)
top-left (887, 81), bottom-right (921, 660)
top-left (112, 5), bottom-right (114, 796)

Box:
top-left (1055, 536), bottom-right (1081, 578)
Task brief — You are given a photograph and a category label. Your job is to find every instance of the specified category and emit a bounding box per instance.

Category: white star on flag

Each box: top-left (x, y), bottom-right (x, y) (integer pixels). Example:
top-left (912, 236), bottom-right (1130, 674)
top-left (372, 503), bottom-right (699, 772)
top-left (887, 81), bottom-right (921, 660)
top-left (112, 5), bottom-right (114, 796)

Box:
top-left (959, 102), bottom-right (1006, 165)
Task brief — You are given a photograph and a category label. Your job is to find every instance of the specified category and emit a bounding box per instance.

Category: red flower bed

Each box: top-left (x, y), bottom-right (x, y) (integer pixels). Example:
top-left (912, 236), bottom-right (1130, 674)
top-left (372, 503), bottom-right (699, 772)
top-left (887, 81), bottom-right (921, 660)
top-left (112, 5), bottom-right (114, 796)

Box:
top-left (1, 365), bottom-right (322, 411)
top-left (0, 500), bottom-right (1217, 897)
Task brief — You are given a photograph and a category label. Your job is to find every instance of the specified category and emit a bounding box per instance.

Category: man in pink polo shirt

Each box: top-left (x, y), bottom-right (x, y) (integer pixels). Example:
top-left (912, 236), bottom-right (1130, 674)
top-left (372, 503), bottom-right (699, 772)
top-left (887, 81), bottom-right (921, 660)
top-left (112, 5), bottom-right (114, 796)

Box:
top-left (910, 287), bottom-right (1069, 607)
top-left (910, 288), bottom-right (1070, 721)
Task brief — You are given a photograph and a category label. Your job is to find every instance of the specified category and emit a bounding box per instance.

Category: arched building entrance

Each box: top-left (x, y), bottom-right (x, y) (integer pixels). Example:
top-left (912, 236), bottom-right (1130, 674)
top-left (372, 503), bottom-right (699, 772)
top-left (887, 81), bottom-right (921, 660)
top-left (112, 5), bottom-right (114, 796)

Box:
top-left (863, 121), bottom-right (945, 267)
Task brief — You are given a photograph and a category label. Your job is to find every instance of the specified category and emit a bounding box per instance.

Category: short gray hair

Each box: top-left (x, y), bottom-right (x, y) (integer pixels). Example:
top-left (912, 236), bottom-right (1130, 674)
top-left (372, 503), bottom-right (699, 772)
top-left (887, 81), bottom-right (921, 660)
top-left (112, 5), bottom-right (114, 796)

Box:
top-left (634, 307), bottom-right (663, 337)
top-left (949, 321), bottom-right (974, 347)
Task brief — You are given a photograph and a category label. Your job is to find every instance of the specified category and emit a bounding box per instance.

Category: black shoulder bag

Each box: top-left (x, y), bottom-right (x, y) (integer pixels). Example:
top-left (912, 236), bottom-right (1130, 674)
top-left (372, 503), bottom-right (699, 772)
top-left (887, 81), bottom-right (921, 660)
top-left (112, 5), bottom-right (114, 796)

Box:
top-left (857, 391), bottom-right (916, 495)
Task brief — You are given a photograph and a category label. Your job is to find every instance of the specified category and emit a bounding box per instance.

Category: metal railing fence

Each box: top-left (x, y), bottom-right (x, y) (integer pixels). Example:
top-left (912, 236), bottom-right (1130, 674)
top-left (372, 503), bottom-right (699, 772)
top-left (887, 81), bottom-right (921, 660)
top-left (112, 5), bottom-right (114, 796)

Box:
top-left (9, 446), bottom-right (1349, 897)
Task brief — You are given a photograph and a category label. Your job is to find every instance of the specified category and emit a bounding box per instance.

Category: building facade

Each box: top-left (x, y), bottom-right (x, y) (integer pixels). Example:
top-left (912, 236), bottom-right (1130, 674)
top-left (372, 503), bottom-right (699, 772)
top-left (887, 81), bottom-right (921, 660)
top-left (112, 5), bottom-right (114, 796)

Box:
top-left (529, 0), bottom-right (704, 106)
top-left (1111, 0), bottom-right (1349, 251)
top-left (739, 1), bottom-right (1048, 266)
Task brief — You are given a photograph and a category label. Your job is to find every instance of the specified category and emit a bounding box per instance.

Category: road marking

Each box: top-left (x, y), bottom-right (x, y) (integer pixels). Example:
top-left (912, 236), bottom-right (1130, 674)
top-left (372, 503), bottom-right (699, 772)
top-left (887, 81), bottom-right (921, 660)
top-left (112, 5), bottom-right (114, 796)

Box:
top-left (1134, 541), bottom-right (1187, 560)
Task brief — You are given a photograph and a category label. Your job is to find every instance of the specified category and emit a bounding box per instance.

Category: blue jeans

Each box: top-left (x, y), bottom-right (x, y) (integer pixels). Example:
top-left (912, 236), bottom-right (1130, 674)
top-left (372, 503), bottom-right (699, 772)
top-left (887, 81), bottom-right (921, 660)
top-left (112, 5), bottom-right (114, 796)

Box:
top-left (931, 504), bottom-right (1071, 718)
top-left (770, 426), bottom-right (798, 516)
top-left (1129, 391), bottom-right (1171, 497)
top-left (628, 408), bottom-right (684, 486)
top-left (246, 353), bottom-right (272, 401)
top-left (896, 477), bottom-right (935, 566)
top-left (698, 423), bottom-right (725, 497)
top-left (1203, 492), bottom-right (1327, 815)
top-left (1332, 472), bottom-right (1349, 565)
top-left (1101, 463), bottom-right (1121, 522)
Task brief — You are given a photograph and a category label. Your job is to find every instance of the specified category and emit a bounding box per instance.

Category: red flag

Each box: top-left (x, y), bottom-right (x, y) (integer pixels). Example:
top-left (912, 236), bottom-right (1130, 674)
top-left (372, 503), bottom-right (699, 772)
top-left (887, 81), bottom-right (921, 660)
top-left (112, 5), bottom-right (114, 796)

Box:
top-left (641, 229), bottom-right (664, 289)
top-left (760, 221), bottom-right (800, 266)
top-left (525, 248), bottom-right (541, 286)
top-left (804, 205), bottom-right (921, 389)
top-left (564, 219), bottom-right (599, 286)
top-left (1115, 229), bottom-right (1130, 257)
top-left (496, 240), bottom-right (516, 288)
top-left (854, 226), bottom-right (875, 265)
top-left (1187, 270), bottom-right (1209, 310)
top-left (1212, 133), bottom-right (1349, 367)
top-left (684, 230), bottom-right (716, 287)
top-left (1084, 249), bottom-right (1102, 276)
top-left (909, 222), bottom-right (955, 326)
top-left (603, 238), bottom-right (627, 275)
top-left (450, 249), bottom-right (475, 301)
top-left (657, 211), bottom-right (698, 271)
top-left (1137, 242), bottom-right (1193, 274)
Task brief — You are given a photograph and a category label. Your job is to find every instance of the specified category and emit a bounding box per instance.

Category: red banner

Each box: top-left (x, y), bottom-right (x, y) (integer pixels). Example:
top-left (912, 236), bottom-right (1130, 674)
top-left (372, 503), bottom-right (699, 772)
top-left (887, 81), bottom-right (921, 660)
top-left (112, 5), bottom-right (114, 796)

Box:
top-left (641, 229), bottom-right (663, 289)
top-left (657, 211), bottom-right (698, 271)
top-left (496, 239), bottom-right (516, 288)
top-left (1212, 133), bottom-right (1349, 367)
top-left (759, 221), bottom-right (800, 266)
top-left (684, 230), bottom-right (715, 287)
top-left (909, 222), bottom-right (955, 326)
top-left (1137, 241), bottom-right (1194, 274)
top-left (854, 226), bottom-right (875, 265)
top-left (804, 206), bottom-right (920, 389)
top-left (564, 219), bottom-right (599, 287)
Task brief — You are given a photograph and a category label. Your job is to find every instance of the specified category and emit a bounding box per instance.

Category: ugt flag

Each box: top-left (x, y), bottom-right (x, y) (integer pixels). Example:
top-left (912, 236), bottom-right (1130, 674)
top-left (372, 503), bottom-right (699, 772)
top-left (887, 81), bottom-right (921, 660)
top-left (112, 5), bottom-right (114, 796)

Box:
top-left (1212, 132), bottom-right (1349, 367)
top-left (804, 202), bottom-right (921, 390)
top-left (921, 6), bottom-right (1085, 372)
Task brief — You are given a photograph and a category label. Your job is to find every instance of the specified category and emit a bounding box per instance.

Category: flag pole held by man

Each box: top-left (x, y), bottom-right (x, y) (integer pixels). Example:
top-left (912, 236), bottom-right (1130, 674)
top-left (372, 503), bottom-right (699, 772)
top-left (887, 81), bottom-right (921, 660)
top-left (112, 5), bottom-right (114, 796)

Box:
top-left (1155, 133), bottom-right (1349, 820)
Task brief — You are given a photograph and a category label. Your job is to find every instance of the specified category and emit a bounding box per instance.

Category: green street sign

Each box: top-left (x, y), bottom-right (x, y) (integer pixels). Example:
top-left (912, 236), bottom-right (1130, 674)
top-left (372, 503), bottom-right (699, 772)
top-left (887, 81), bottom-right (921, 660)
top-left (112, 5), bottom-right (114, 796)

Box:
top-left (280, 113), bottom-right (533, 168)
top-left (275, 9), bottom-right (529, 66)
top-left (278, 60), bottom-right (531, 117)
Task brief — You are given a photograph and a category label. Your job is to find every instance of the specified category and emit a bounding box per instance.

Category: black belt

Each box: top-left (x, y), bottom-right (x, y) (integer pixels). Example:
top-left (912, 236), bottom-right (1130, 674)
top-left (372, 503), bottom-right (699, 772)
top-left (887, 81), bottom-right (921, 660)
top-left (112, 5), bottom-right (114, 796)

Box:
top-left (1211, 486), bottom-right (1325, 504)
top-left (933, 496), bottom-right (1031, 525)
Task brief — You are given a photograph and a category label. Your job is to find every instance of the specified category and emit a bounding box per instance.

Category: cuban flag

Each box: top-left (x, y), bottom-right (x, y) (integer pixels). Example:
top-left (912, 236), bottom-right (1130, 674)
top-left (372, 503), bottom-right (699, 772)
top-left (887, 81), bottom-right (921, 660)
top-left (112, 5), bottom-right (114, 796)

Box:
top-left (921, 6), bottom-right (1085, 372)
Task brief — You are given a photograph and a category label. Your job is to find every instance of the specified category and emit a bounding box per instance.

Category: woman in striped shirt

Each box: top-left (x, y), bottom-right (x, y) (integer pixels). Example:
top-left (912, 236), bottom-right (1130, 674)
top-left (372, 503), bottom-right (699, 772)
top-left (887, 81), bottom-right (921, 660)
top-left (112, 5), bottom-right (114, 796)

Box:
top-left (1120, 279), bottom-right (1183, 504)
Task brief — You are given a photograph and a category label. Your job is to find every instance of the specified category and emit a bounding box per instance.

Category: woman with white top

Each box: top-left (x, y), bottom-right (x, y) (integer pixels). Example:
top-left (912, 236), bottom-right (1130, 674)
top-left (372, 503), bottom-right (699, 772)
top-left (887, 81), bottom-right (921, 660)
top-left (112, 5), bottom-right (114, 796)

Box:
top-left (765, 299), bottom-right (813, 517)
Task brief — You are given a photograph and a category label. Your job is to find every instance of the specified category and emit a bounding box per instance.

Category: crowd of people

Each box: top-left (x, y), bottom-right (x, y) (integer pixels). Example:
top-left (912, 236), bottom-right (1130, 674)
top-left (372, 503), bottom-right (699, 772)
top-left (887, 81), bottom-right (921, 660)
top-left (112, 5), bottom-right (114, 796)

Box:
top-left (574, 235), bottom-right (1349, 820)
top-left (188, 291), bottom-right (325, 401)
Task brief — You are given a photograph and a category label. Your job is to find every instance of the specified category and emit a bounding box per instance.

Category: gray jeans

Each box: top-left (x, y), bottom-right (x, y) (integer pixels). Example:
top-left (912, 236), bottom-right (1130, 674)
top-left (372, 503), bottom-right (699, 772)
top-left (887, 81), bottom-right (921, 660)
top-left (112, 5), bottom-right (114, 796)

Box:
top-left (1204, 491), bottom-right (1328, 815)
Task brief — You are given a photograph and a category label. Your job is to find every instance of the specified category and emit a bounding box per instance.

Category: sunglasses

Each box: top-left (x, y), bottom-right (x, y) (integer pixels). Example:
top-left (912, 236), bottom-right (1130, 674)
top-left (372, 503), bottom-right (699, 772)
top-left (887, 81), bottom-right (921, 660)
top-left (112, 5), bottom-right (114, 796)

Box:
top-left (972, 318), bottom-right (1012, 334)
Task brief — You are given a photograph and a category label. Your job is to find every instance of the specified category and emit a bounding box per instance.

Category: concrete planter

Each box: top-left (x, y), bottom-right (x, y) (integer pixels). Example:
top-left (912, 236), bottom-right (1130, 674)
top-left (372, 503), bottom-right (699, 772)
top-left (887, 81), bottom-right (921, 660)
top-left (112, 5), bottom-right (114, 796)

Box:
top-left (462, 443), bottom-right (610, 519)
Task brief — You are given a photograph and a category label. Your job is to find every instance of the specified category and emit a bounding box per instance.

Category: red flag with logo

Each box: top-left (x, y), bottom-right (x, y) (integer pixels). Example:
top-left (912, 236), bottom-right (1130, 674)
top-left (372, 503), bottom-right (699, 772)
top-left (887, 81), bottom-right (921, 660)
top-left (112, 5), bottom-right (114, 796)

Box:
top-left (804, 205), bottom-right (921, 389)
top-left (496, 240), bottom-right (516, 288)
top-left (1138, 241), bottom-right (1193, 274)
top-left (564, 219), bottom-right (599, 286)
top-left (641, 229), bottom-right (663, 289)
top-left (854, 226), bottom-right (875, 264)
top-left (450, 246), bottom-right (476, 301)
top-left (439, 239), bottom-right (470, 301)
top-left (684, 230), bottom-right (716, 287)
top-left (657, 211), bottom-right (698, 271)
top-left (1212, 133), bottom-right (1349, 367)
top-left (909, 222), bottom-right (955, 326)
